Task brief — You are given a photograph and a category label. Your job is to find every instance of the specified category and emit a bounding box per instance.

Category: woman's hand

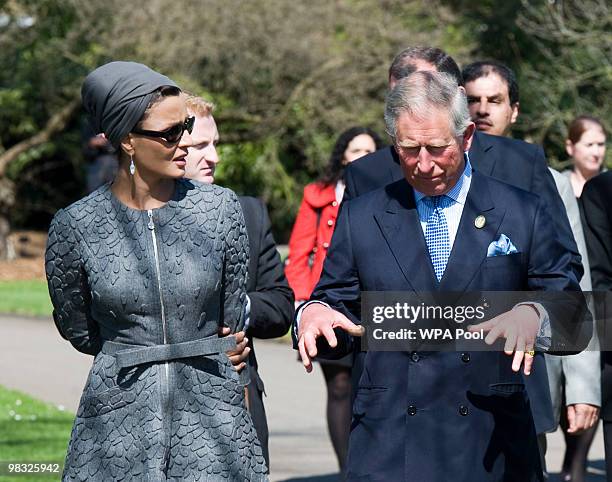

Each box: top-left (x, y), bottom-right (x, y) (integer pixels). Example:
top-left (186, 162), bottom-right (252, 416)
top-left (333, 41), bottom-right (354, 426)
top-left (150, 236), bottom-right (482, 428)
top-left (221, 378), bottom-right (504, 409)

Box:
top-left (219, 327), bottom-right (250, 372)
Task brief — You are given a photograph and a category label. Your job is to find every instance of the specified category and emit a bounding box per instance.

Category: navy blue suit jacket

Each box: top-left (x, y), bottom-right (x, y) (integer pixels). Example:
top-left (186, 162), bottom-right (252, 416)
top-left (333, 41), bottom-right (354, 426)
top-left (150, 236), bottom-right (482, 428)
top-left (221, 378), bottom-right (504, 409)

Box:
top-left (341, 131), bottom-right (582, 435)
top-left (309, 172), bottom-right (585, 481)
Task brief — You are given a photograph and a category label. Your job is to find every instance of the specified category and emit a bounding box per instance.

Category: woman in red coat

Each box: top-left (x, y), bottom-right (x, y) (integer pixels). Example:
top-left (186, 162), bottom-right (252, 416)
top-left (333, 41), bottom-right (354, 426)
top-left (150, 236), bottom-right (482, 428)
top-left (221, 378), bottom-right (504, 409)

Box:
top-left (285, 126), bottom-right (383, 473)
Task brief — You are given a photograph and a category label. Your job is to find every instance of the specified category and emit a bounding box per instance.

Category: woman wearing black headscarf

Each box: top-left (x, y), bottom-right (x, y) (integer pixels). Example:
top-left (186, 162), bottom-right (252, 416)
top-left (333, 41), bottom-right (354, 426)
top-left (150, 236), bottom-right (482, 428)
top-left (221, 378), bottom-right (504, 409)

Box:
top-left (45, 61), bottom-right (268, 480)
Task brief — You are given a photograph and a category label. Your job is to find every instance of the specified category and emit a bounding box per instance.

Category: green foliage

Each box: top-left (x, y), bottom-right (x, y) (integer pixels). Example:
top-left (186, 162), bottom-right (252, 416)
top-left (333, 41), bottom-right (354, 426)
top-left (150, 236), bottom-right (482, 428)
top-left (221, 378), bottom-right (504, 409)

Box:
top-left (441, 0), bottom-right (611, 167)
top-left (216, 138), bottom-right (299, 239)
top-left (0, 385), bottom-right (72, 481)
top-left (0, 280), bottom-right (52, 317)
top-left (0, 1), bottom-right (114, 230)
top-left (123, 0), bottom-right (462, 240)
top-left (5, 145), bottom-right (54, 179)
top-left (0, 90), bottom-right (35, 142)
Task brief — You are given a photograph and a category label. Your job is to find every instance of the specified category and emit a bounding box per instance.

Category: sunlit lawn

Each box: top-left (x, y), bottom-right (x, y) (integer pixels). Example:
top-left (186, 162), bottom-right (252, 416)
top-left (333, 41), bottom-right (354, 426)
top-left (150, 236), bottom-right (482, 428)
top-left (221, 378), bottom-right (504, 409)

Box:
top-left (0, 281), bottom-right (52, 317)
top-left (0, 386), bottom-right (72, 481)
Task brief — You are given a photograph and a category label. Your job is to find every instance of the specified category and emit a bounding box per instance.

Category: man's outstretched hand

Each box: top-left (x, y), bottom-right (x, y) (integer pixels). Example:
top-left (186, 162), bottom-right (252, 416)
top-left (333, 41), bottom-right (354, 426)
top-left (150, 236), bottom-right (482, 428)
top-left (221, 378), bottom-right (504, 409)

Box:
top-left (298, 303), bottom-right (363, 373)
top-left (468, 304), bottom-right (540, 375)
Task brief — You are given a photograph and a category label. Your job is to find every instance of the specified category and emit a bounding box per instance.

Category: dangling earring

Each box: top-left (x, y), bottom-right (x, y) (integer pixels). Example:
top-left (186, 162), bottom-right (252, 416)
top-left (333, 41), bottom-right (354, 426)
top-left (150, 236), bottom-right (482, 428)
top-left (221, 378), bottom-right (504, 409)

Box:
top-left (129, 155), bottom-right (135, 176)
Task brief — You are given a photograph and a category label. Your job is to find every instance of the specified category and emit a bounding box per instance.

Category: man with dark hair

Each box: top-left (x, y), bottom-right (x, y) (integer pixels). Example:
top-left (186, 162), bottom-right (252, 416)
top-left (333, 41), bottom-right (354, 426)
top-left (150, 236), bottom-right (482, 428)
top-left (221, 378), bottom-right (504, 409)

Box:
top-left (463, 60), bottom-right (520, 137)
top-left (388, 46), bottom-right (463, 88)
top-left (337, 46), bottom-right (582, 446)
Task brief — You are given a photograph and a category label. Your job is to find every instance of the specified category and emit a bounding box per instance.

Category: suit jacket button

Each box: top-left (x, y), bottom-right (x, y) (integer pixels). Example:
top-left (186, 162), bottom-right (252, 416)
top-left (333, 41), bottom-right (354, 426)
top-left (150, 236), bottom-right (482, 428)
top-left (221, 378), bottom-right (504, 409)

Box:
top-left (459, 405), bottom-right (469, 416)
top-left (411, 352), bottom-right (419, 362)
top-left (461, 353), bottom-right (470, 363)
top-left (327, 219), bottom-right (334, 226)
top-left (332, 201), bottom-right (338, 207)
top-left (407, 405), bottom-right (417, 416)
top-left (323, 242), bottom-right (330, 248)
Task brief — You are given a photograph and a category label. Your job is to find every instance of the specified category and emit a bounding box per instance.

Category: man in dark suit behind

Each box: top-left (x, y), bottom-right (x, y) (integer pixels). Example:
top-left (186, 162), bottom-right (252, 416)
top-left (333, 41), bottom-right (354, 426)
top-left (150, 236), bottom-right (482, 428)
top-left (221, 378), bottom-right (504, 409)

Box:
top-left (582, 171), bottom-right (612, 292)
top-left (296, 71), bottom-right (586, 481)
top-left (183, 95), bottom-right (294, 468)
top-left (342, 47), bottom-right (582, 438)
top-left (464, 60), bottom-right (600, 481)
top-left (581, 171), bottom-right (612, 477)
top-left (236, 194), bottom-right (294, 465)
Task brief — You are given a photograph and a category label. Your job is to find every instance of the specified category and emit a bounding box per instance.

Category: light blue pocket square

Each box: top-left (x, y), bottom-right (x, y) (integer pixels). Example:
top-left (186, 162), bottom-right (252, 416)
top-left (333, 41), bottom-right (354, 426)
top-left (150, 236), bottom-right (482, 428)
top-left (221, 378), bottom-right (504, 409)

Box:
top-left (487, 234), bottom-right (519, 257)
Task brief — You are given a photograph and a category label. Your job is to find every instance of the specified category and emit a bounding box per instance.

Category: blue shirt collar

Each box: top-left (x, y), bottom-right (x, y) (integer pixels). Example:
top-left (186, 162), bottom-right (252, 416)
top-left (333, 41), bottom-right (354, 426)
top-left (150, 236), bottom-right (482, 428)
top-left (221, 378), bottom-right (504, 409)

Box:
top-left (413, 154), bottom-right (472, 205)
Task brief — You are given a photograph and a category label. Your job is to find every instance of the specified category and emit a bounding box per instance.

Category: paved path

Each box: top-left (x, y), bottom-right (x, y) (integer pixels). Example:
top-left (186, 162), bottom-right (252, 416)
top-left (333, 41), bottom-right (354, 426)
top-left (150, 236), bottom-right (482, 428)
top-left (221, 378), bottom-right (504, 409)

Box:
top-left (0, 314), bottom-right (606, 481)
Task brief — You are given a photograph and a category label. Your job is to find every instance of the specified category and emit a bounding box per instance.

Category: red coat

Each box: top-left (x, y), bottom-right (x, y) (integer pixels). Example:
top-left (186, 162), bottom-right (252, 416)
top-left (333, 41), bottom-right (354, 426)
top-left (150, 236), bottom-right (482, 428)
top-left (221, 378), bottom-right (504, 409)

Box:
top-left (285, 182), bottom-right (339, 301)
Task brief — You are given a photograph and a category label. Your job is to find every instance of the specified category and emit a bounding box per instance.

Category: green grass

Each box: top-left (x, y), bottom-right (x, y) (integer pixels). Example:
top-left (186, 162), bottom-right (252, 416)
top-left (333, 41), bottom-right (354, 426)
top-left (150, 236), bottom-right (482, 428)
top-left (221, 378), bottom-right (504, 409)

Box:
top-left (0, 281), bottom-right (52, 318)
top-left (0, 386), bottom-right (73, 481)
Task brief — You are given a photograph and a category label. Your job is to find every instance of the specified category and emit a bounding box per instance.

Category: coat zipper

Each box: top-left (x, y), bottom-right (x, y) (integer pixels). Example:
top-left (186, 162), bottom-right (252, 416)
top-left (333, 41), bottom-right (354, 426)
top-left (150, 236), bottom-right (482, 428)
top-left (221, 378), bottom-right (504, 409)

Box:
top-left (147, 209), bottom-right (171, 474)
top-left (148, 210), bottom-right (168, 347)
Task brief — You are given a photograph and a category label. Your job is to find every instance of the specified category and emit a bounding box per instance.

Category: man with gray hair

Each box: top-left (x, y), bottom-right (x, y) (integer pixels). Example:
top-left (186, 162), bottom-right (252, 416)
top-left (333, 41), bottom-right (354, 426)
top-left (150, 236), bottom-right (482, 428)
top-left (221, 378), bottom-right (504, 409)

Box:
top-left (294, 71), bottom-right (584, 480)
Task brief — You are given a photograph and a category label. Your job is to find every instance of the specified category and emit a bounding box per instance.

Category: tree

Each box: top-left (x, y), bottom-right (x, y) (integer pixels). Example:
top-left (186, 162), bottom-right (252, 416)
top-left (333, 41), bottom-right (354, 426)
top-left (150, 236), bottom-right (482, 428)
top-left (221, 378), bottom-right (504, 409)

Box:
top-left (103, 0), bottom-right (469, 237)
top-left (439, 0), bottom-right (611, 167)
top-left (0, 0), bottom-right (113, 258)
top-left (516, 0), bottom-right (611, 167)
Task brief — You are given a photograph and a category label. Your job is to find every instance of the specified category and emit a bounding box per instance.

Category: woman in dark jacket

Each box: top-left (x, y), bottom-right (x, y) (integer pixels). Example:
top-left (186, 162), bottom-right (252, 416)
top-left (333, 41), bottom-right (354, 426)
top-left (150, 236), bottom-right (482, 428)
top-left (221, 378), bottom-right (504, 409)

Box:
top-left (45, 61), bottom-right (267, 481)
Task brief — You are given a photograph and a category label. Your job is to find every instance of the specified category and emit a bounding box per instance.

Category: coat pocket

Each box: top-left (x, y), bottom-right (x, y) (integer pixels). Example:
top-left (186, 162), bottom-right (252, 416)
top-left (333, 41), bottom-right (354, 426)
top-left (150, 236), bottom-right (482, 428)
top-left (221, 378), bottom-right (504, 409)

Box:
top-left (353, 387), bottom-right (389, 418)
top-left (489, 382), bottom-right (526, 396)
top-left (483, 252), bottom-right (523, 268)
top-left (482, 252), bottom-right (525, 288)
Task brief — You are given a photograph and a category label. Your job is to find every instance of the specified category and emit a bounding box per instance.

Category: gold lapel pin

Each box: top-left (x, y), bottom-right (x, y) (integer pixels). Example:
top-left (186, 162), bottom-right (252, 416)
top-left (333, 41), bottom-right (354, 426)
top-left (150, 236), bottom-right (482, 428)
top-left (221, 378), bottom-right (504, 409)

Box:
top-left (474, 215), bottom-right (486, 229)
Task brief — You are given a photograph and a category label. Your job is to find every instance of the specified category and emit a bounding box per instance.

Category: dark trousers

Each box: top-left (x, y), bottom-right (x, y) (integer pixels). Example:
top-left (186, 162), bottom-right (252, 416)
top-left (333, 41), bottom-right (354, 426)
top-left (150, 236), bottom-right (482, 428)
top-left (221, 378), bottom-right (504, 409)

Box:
top-left (247, 366), bottom-right (270, 470)
top-left (603, 421), bottom-right (612, 481)
top-left (538, 433), bottom-right (548, 477)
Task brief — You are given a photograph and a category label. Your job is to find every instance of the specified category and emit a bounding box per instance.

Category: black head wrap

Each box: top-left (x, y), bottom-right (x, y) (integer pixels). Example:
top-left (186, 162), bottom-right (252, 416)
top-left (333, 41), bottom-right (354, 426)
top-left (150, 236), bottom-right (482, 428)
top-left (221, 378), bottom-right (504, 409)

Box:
top-left (81, 61), bottom-right (179, 148)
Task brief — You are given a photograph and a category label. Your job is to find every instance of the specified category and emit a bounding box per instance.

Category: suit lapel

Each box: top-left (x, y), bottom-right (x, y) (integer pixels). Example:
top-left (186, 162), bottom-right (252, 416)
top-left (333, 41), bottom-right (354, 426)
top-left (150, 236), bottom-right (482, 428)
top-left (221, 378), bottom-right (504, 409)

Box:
top-left (439, 171), bottom-right (506, 293)
top-left (374, 180), bottom-right (438, 292)
top-left (469, 131), bottom-right (497, 177)
top-left (373, 173), bottom-right (507, 294)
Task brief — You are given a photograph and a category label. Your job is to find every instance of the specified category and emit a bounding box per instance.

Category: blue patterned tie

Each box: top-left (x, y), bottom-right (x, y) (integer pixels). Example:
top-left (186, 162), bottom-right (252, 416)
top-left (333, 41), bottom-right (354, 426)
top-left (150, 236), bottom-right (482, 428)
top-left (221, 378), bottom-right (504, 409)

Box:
top-left (424, 195), bottom-right (451, 281)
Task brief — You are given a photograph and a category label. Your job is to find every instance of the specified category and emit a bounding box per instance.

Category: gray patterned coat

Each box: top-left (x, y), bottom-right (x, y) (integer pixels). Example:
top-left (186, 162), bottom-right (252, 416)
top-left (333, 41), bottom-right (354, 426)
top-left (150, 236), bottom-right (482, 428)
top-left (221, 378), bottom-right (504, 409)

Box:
top-left (45, 179), bottom-right (268, 481)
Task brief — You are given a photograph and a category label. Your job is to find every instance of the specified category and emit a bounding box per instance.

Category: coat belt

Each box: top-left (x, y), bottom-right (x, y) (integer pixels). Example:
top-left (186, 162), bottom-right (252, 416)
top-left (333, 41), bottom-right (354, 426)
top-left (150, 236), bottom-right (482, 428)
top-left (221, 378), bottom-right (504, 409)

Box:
top-left (101, 336), bottom-right (248, 385)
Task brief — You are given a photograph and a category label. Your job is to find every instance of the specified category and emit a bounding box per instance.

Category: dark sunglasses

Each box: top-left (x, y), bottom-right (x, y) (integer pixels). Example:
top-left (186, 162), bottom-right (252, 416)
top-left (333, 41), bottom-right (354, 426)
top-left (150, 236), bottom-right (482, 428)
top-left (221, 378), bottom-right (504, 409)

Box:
top-left (132, 116), bottom-right (195, 144)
